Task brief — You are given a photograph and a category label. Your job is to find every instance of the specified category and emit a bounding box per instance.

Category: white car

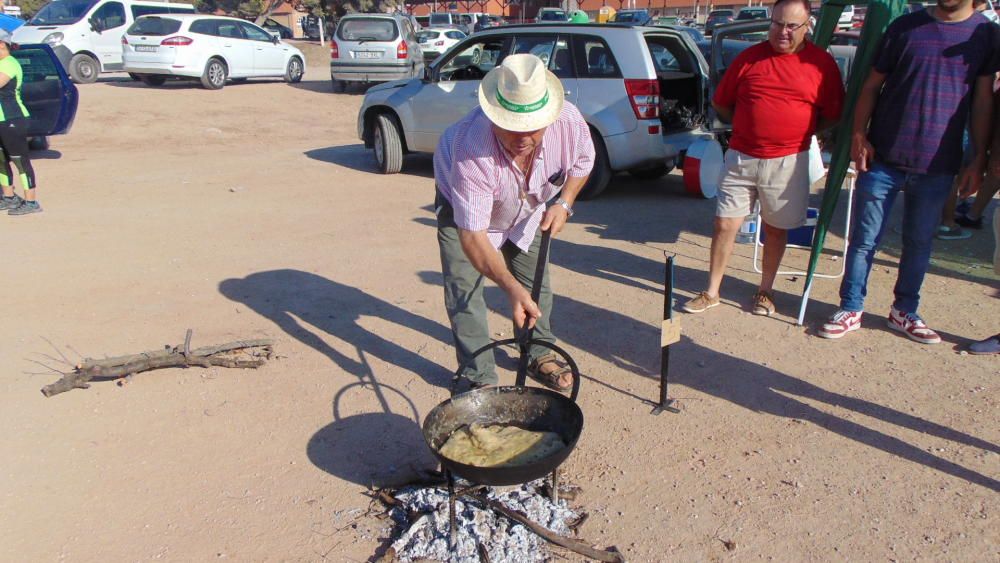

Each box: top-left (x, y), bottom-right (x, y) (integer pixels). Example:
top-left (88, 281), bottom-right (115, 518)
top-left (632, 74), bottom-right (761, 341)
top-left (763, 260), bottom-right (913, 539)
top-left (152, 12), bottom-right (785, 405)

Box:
top-left (838, 4), bottom-right (855, 29)
top-left (122, 14), bottom-right (305, 89)
top-left (417, 28), bottom-right (466, 60)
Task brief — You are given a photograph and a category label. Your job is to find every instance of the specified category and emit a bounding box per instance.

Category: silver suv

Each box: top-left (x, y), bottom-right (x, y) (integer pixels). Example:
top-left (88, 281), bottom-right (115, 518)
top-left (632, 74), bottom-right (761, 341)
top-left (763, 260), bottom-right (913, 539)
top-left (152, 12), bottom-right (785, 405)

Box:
top-left (330, 13), bottom-right (424, 92)
top-left (356, 23), bottom-right (717, 199)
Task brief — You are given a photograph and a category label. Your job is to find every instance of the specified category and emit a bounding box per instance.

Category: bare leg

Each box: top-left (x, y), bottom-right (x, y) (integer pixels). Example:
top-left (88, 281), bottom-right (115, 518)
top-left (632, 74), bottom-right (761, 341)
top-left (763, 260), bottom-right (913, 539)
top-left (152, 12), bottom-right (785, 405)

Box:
top-left (967, 175), bottom-right (1000, 220)
top-left (705, 216), bottom-right (745, 297)
top-left (1, 185), bottom-right (11, 198)
top-left (940, 181), bottom-right (960, 228)
top-left (759, 222), bottom-right (788, 293)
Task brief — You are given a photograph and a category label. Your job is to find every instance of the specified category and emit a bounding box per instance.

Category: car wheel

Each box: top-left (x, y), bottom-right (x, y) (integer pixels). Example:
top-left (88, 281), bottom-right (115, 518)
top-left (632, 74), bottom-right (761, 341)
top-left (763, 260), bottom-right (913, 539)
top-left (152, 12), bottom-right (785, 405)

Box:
top-left (69, 53), bottom-right (99, 84)
top-left (470, 48), bottom-right (482, 65)
top-left (629, 164), bottom-right (672, 180)
top-left (285, 57), bottom-right (304, 83)
top-left (139, 75), bottom-right (166, 86)
top-left (373, 113), bottom-right (403, 174)
top-left (200, 58), bottom-right (227, 90)
top-left (28, 136), bottom-right (49, 151)
top-left (577, 129), bottom-right (612, 200)
top-left (332, 78), bottom-right (346, 92)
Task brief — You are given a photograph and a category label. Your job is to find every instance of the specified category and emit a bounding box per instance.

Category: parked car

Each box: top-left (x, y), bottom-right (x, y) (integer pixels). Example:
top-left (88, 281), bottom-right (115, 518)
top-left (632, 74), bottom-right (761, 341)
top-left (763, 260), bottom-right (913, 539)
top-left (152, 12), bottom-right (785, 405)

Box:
top-left (417, 28), bottom-right (465, 61)
top-left (299, 12), bottom-right (322, 39)
top-left (829, 30), bottom-right (860, 47)
top-left (536, 8), bottom-right (570, 23)
top-left (428, 12), bottom-right (472, 34)
top-left (828, 31), bottom-right (859, 85)
top-left (984, 0), bottom-right (999, 23)
top-left (704, 9), bottom-right (734, 35)
top-left (850, 6), bottom-right (866, 28)
top-left (612, 9), bottom-right (652, 26)
top-left (122, 14), bottom-right (306, 89)
top-left (838, 4), bottom-right (855, 29)
top-left (260, 17), bottom-right (292, 39)
top-left (330, 13), bottom-right (423, 92)
top-left (13, 0), bottom-right (195, 83)
top-left (356, 23), bottom-right (721, 199)
top-left (736, 7), bottom-right (769, 20)
top-left (9, 43), bottom-right (79, 150)
top-left (655, 23), bottom-right (705, 44)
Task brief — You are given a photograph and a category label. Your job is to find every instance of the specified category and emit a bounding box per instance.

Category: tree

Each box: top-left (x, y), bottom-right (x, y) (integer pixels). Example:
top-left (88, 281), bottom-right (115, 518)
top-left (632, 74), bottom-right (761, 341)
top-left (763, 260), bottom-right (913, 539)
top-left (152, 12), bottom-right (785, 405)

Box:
top-left (17, 0), bottom-right (48, 19)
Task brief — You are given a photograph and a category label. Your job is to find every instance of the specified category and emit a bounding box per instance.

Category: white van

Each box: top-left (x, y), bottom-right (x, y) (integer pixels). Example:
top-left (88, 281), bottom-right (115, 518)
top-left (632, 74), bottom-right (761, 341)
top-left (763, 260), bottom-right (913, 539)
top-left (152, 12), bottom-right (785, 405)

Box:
top-left (13, 0), bottom-right (195, 83)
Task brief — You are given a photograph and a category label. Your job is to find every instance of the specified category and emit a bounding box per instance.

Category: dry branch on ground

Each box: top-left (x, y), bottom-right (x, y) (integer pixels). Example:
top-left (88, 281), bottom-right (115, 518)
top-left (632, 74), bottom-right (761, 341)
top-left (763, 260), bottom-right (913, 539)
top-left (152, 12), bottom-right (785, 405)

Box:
top-left (40, 330), bottom-right (274, 397)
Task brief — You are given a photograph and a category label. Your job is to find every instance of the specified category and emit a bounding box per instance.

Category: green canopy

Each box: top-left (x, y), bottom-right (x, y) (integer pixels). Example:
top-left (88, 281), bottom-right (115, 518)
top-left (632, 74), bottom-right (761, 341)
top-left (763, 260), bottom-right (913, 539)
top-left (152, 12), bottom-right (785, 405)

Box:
top-left (797, 0), bottom-right (908, 325)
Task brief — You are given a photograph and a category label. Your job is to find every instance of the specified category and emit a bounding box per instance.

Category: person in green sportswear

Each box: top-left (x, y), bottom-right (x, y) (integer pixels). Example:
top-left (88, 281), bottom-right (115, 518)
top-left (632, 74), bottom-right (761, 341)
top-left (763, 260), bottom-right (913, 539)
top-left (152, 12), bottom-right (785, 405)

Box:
top-left (0, 30), bottom-right (40, 215)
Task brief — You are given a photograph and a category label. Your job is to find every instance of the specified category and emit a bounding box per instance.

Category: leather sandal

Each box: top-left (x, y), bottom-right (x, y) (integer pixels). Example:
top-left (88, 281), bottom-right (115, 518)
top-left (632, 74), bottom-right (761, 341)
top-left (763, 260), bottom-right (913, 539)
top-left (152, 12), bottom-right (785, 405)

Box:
top-left (527, 353), bottom-right (573, 393)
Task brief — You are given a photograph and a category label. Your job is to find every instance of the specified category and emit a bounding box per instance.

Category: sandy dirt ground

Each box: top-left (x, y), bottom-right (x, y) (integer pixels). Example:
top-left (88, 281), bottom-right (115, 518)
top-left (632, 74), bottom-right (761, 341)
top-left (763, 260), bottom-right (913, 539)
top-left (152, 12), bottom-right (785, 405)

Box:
top-left (1, 47), bottom-right (997, 562)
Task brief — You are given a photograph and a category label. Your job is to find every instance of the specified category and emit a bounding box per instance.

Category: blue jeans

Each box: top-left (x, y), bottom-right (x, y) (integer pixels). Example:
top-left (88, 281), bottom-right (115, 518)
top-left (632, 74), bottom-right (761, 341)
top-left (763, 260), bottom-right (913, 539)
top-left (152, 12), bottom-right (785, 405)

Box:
top-left (839, 161), bottom-right (954, 315)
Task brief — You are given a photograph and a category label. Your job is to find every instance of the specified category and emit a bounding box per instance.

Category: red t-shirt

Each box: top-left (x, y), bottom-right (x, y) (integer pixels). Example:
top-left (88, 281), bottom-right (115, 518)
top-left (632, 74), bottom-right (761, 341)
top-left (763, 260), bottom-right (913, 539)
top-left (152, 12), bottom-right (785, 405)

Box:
top-left (713, 41), bottom-right (844, 159)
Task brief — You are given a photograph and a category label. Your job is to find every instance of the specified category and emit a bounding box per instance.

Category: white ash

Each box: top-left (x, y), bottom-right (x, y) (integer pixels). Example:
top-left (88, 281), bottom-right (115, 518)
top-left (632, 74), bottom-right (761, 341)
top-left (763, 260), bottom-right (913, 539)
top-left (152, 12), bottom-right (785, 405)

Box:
top-left (389, 479), bottom-right (578, 563)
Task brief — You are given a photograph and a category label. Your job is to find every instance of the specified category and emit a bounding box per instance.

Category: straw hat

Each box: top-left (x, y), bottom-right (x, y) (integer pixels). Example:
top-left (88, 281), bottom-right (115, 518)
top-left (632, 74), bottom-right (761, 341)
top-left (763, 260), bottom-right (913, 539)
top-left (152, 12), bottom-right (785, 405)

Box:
top-left (478, 53), bottom-right (564, 132)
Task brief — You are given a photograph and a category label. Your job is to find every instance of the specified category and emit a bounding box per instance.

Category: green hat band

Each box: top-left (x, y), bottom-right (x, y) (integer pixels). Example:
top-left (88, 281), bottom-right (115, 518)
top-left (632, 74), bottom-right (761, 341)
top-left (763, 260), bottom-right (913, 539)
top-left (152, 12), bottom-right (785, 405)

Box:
top-left (495, 88), bottom-right (549, 114)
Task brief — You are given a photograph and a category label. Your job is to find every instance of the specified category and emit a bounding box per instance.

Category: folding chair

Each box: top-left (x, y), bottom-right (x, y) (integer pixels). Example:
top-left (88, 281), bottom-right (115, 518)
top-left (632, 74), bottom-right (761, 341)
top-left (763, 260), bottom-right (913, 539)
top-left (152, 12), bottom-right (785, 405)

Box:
top-left (751, 168), bottom-right (856, 279)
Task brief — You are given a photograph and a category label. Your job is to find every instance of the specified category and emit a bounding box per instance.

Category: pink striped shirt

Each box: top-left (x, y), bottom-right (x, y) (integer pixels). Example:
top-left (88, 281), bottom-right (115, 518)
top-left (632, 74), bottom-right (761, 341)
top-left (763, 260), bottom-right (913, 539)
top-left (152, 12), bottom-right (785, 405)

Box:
top-left (434, 103), bottom-right (595, 251)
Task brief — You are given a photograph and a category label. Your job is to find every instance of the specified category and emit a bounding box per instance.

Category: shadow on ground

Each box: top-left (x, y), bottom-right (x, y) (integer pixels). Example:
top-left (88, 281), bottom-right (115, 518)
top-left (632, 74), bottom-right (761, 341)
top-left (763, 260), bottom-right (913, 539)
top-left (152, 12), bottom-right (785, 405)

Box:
top-left (306, 145), bottom-right (434, 178)
top-left (670, 336), bottom-right (1000, 492)
top-left (413, 252), bottom-right (1000, 491)
top-left (219, 269), bottom-right (453, 486)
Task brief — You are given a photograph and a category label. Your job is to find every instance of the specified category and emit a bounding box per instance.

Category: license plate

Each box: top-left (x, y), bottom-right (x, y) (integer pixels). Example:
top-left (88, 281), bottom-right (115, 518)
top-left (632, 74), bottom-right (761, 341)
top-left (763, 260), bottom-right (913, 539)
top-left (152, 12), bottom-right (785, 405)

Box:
top-left (135, 45), bottom-right (158, 52)
top-left (355, 51), bottom-right (379, 59)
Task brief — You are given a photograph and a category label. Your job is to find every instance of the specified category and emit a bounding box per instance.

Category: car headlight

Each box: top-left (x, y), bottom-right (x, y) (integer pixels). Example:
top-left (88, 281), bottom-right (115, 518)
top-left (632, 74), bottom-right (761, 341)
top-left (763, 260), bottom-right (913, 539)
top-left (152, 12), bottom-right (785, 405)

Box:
top-left (43, 32), bottom-right (64, 46)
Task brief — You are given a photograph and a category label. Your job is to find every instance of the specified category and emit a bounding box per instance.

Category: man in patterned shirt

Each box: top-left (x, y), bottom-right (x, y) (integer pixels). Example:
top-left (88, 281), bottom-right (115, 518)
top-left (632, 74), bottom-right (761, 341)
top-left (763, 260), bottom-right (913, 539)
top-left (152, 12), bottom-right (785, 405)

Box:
top-left (819, 0), bottom-right (1000, 343)
top-left (434, 54), bottom-right (594, 391)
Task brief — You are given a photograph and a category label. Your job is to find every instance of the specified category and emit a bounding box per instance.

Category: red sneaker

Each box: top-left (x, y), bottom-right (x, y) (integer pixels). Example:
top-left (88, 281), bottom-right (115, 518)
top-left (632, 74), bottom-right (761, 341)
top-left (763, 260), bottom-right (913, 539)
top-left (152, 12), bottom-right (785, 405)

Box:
top-left (887, 307), bottom-right (941, 344)
top-left (818, 310), bottom-right (863, 339)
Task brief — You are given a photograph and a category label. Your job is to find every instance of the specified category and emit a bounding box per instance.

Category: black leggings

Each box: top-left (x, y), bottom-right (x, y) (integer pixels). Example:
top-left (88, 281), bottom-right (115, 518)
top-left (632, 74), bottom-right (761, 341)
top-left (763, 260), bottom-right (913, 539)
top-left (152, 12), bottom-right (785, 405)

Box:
top-left (0, 119), bottom-right (35, 189)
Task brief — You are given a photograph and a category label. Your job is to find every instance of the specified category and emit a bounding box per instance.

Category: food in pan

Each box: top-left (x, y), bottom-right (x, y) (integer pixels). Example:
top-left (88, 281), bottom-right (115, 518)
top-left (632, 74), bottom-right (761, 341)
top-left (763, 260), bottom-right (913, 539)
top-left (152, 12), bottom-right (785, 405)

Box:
top-left (439, 423), bottom-right (566, 468)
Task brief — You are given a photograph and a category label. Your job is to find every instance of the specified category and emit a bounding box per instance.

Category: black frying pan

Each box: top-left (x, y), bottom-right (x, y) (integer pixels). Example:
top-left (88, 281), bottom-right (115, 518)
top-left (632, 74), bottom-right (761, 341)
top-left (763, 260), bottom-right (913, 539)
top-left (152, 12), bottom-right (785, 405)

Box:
top-left (422, 386), bottom-right (584, 486)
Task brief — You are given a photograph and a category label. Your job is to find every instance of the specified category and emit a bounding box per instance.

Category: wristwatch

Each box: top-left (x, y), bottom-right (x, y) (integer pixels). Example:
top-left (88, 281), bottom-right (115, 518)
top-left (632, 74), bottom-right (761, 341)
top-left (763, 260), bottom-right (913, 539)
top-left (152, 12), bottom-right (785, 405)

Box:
top-left (554, 198), bottom-right (574, 217)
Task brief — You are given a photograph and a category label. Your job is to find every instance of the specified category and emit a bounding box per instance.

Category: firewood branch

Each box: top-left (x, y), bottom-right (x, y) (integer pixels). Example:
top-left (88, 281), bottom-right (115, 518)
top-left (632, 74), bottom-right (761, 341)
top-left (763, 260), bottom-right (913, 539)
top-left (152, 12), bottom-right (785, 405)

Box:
top-left (41, 332), bottom-right (274, 397)
top-left (473, 494), bottom-right (625, 563)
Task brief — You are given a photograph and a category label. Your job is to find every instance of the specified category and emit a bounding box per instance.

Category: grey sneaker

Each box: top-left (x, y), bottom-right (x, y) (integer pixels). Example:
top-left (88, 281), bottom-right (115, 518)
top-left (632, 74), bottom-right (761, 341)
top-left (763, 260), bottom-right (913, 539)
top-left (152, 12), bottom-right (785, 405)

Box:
top-left (0, 195), bottom-right (22, 210)
top-left (8, 200), bottom-right (42, 215)
top-left (935, 225), bottom-right (970, 240)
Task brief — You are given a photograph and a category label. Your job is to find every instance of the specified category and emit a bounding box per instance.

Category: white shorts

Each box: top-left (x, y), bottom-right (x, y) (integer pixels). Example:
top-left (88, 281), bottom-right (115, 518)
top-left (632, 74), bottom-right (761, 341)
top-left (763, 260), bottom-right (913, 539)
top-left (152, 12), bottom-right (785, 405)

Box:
top-left (716, 148), bottom-right (811, 230)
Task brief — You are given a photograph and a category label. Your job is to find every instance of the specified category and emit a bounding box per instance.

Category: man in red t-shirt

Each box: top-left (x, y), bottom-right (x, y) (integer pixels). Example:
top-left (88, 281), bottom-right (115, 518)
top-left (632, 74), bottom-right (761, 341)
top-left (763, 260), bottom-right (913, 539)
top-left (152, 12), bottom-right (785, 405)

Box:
top-left (684, 0), bottom-right (843, 317)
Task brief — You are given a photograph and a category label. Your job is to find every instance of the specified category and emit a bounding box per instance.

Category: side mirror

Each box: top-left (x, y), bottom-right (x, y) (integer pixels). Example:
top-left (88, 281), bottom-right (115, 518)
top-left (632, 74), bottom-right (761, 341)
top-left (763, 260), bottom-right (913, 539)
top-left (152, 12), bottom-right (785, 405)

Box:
top-left (89, 17), bottom-right (102, 33)
top-left (271, 34), bottom-right (280, 44)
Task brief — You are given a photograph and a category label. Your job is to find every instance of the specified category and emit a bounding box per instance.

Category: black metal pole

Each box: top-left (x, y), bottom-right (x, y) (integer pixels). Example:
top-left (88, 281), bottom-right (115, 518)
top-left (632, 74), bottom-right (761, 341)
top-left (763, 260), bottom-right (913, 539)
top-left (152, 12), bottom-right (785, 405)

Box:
top-left (515, 229), bottom-right (552, 387)
top-left (652, 254), bottom-right (680, 414)
top-left (447, 469), bottom-right (457, 550)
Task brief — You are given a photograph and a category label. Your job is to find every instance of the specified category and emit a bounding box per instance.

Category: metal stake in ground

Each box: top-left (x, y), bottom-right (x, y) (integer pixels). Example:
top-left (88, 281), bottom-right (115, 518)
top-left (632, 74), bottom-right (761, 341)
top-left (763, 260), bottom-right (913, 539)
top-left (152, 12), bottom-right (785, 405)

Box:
top-left (652, 254), bottom-right (681, 415)
top-left (515, 229), bottom-right (552, 388)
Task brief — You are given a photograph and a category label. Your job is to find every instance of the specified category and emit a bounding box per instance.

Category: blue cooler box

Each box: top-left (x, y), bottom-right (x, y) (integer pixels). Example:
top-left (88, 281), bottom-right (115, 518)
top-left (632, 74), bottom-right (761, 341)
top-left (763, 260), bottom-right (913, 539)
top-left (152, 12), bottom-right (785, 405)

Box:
top-left (760, 207), bottom-right (818, 247)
